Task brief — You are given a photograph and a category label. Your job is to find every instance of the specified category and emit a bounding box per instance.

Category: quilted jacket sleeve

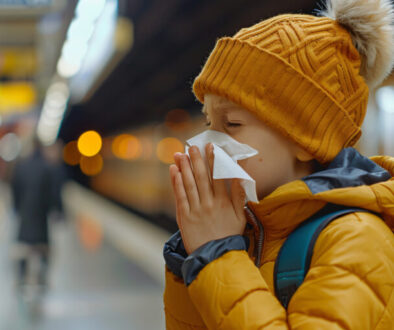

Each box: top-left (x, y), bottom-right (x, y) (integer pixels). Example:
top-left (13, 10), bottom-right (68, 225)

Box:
top-left (163, 231), bottom-right (253, 329)
top-left (164, 266), bottom-right (207, 329)
top-left (163, 231), bottom-right (208, 329)
top-left (184, 212), bottom-right (394, 329)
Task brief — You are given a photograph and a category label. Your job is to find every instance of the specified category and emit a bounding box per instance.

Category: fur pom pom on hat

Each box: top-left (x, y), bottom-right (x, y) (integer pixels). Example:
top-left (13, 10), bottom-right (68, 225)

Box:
top-left (193, 0), bottom-right (394, 164)
top-left (319, 0), bottom-right (394, 88)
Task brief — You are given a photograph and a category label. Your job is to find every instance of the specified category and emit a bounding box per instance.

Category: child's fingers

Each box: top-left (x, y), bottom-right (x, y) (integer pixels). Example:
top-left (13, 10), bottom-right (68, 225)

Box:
top-left (170, 165), bottom-right (190, 216)
top-left (178, 153), bottom-right (200, 210)
top-left (169, 164), bottom-right (178, 186)
top-left (188, 146), bottom-right (213, 203)
top-left (206, 143), bottom-right (227, 197)
top-left (231, 179), bottom-right (246, 221)
top-left (174, 152), bottom-right (182, 170)
top-left (205, 143), bottom-right (214, 177)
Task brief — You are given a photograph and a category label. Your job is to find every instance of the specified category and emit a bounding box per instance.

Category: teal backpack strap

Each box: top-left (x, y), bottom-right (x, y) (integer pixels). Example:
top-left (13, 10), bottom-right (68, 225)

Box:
top-left (274, 204), bottom-right (371, 309)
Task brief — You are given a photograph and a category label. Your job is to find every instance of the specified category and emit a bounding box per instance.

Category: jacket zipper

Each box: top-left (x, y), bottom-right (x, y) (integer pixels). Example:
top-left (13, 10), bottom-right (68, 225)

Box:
top-left (244, 205), bottom-right (264, 268)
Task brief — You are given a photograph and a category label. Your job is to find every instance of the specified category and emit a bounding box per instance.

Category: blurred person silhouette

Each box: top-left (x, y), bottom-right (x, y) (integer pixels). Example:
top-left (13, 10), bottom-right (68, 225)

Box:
top-left (11, 137), bottom-right (56, 288)
top-left (42, 140), bottom-right (68, 222)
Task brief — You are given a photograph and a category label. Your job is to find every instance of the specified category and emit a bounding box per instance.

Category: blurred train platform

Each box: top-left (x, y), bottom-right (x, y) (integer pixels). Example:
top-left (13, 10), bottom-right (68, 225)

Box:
top-left (0, 182), bottom-right (169, 330)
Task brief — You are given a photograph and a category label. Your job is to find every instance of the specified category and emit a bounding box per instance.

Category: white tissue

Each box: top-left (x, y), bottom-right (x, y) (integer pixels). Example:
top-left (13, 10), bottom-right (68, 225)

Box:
top-left (185, 130), bottom-right (259, 203)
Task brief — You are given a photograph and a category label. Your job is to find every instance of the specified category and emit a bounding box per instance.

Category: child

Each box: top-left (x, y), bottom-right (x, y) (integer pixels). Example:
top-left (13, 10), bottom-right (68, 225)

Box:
top-left (163, 0), bottom-right (394, 328)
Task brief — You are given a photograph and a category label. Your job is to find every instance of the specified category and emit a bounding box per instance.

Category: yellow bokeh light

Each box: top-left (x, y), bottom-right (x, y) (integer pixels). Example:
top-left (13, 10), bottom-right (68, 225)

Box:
top-left (63, 141), bottom-right (81, 165)
top-left (111, 134), bottom-right (142, 160)
top-left (156, 137), bottom-right (184, 164)
top-left (0, 82), bottom-right (36, 113)
top-left (77, 130), bottom-right (102, 157)
top-left (80, 154), bottom-right (103, 176)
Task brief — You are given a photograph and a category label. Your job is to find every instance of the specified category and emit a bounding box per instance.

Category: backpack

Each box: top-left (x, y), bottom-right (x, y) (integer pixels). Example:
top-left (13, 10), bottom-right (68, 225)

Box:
top-left (274, 203), bottom-right (376, 309)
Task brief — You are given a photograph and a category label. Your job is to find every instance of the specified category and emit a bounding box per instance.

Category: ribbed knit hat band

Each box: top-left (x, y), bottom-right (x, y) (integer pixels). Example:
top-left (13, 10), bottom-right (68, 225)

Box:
top-left (193, 14), bottom-right (370, 164)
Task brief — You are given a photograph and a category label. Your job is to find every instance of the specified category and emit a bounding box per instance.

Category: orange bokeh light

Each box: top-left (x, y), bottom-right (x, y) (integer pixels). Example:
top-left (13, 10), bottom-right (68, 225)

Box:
top-left (77, 130), bottom-right (102, 157)
top-left (63, 140), bottom-right (80, 166)
top-left (80, 154), bottom-right (103, 176)
top-left (77, 215), bottom-right (103, 251)
top-left (111, 134), bottom-right (142, 160)
top-left (156, 137), bottom-right (184, 164)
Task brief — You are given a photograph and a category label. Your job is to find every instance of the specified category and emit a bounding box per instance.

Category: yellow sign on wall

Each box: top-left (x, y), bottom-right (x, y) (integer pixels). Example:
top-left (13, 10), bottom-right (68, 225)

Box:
top-left (0, 82), bottom-right (36, 113)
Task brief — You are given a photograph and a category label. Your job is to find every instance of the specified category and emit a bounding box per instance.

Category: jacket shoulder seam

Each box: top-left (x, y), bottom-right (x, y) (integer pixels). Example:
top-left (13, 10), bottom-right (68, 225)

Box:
top-left (322, 212), bottom-right (392, 248)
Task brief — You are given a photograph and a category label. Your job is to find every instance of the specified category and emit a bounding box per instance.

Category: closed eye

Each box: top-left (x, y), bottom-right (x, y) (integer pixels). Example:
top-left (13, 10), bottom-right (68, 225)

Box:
top-left (225, 121), bottom-right (241, 127)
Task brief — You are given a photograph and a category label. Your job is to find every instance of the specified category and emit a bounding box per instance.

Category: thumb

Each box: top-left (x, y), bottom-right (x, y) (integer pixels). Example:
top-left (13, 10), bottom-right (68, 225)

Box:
top-left (231, 179), bottom-right (246, 221)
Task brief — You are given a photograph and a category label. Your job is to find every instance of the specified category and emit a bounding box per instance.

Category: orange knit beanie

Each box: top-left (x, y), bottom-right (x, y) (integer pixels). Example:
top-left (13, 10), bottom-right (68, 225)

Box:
top-left (193, 0), bottom-right (394, 164)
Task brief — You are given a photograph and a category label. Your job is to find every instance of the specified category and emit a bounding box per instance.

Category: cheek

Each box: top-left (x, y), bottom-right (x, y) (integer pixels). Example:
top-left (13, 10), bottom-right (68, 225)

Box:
top-left (238, 156), bottom-right (263, 181)
top-left (238, 156), bottom-right (271, 198)
top-left (238, 153), bottom-right (293, 199)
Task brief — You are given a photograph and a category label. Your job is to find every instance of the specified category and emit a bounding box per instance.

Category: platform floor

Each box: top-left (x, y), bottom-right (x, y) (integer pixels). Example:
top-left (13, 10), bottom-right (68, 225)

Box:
top-left (0, 186), bottom-right (165, 330)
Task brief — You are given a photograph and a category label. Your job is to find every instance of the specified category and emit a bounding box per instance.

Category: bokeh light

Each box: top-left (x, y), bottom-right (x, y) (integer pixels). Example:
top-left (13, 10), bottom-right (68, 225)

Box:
top-left (80, 154), bottom-right (103, 176)
top-left (0, 133), bottom-right (22, 162)
top-left (63, 140), bottom-right (81, 165)
top-left (77, 215), bottom-right (103, 252)
top-left (156, 137), bottom-right (184, 164)
top-left (376, 86), bottom-right (394, 114)
top-left (165, 108), bottom-right (191, 131)
top-left (111, 134), bottom-right (142, 160)
top-left (0, 82), bottom-right (36, 113)
top-left (77, 130), bottom-right (102, 157)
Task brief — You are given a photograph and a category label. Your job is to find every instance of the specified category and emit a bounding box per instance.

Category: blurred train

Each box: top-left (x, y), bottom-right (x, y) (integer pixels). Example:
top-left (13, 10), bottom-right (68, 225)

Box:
top-left (63, 110), bottom-right (206, 233)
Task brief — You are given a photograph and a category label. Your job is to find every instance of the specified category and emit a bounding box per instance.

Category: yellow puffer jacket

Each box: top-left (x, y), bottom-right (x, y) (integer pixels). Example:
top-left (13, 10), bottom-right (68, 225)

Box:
top-left (163, 149), bottom-right (394, 329)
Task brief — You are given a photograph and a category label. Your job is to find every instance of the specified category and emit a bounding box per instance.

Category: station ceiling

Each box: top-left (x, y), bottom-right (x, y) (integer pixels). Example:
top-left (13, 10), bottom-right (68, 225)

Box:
top-left (0, 0), bottom-right (74, 117)
top-left (59, 0), bottom-right (317, 141)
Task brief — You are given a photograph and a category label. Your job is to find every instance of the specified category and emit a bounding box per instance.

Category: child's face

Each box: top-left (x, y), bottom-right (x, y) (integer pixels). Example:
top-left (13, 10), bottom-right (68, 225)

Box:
top-left (204, 94), bottom-right (311, 200)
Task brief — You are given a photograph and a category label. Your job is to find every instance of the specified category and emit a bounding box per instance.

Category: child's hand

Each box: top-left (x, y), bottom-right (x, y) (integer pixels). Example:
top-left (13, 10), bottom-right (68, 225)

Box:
top-left (169, 143), bottom-right (247, 255)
